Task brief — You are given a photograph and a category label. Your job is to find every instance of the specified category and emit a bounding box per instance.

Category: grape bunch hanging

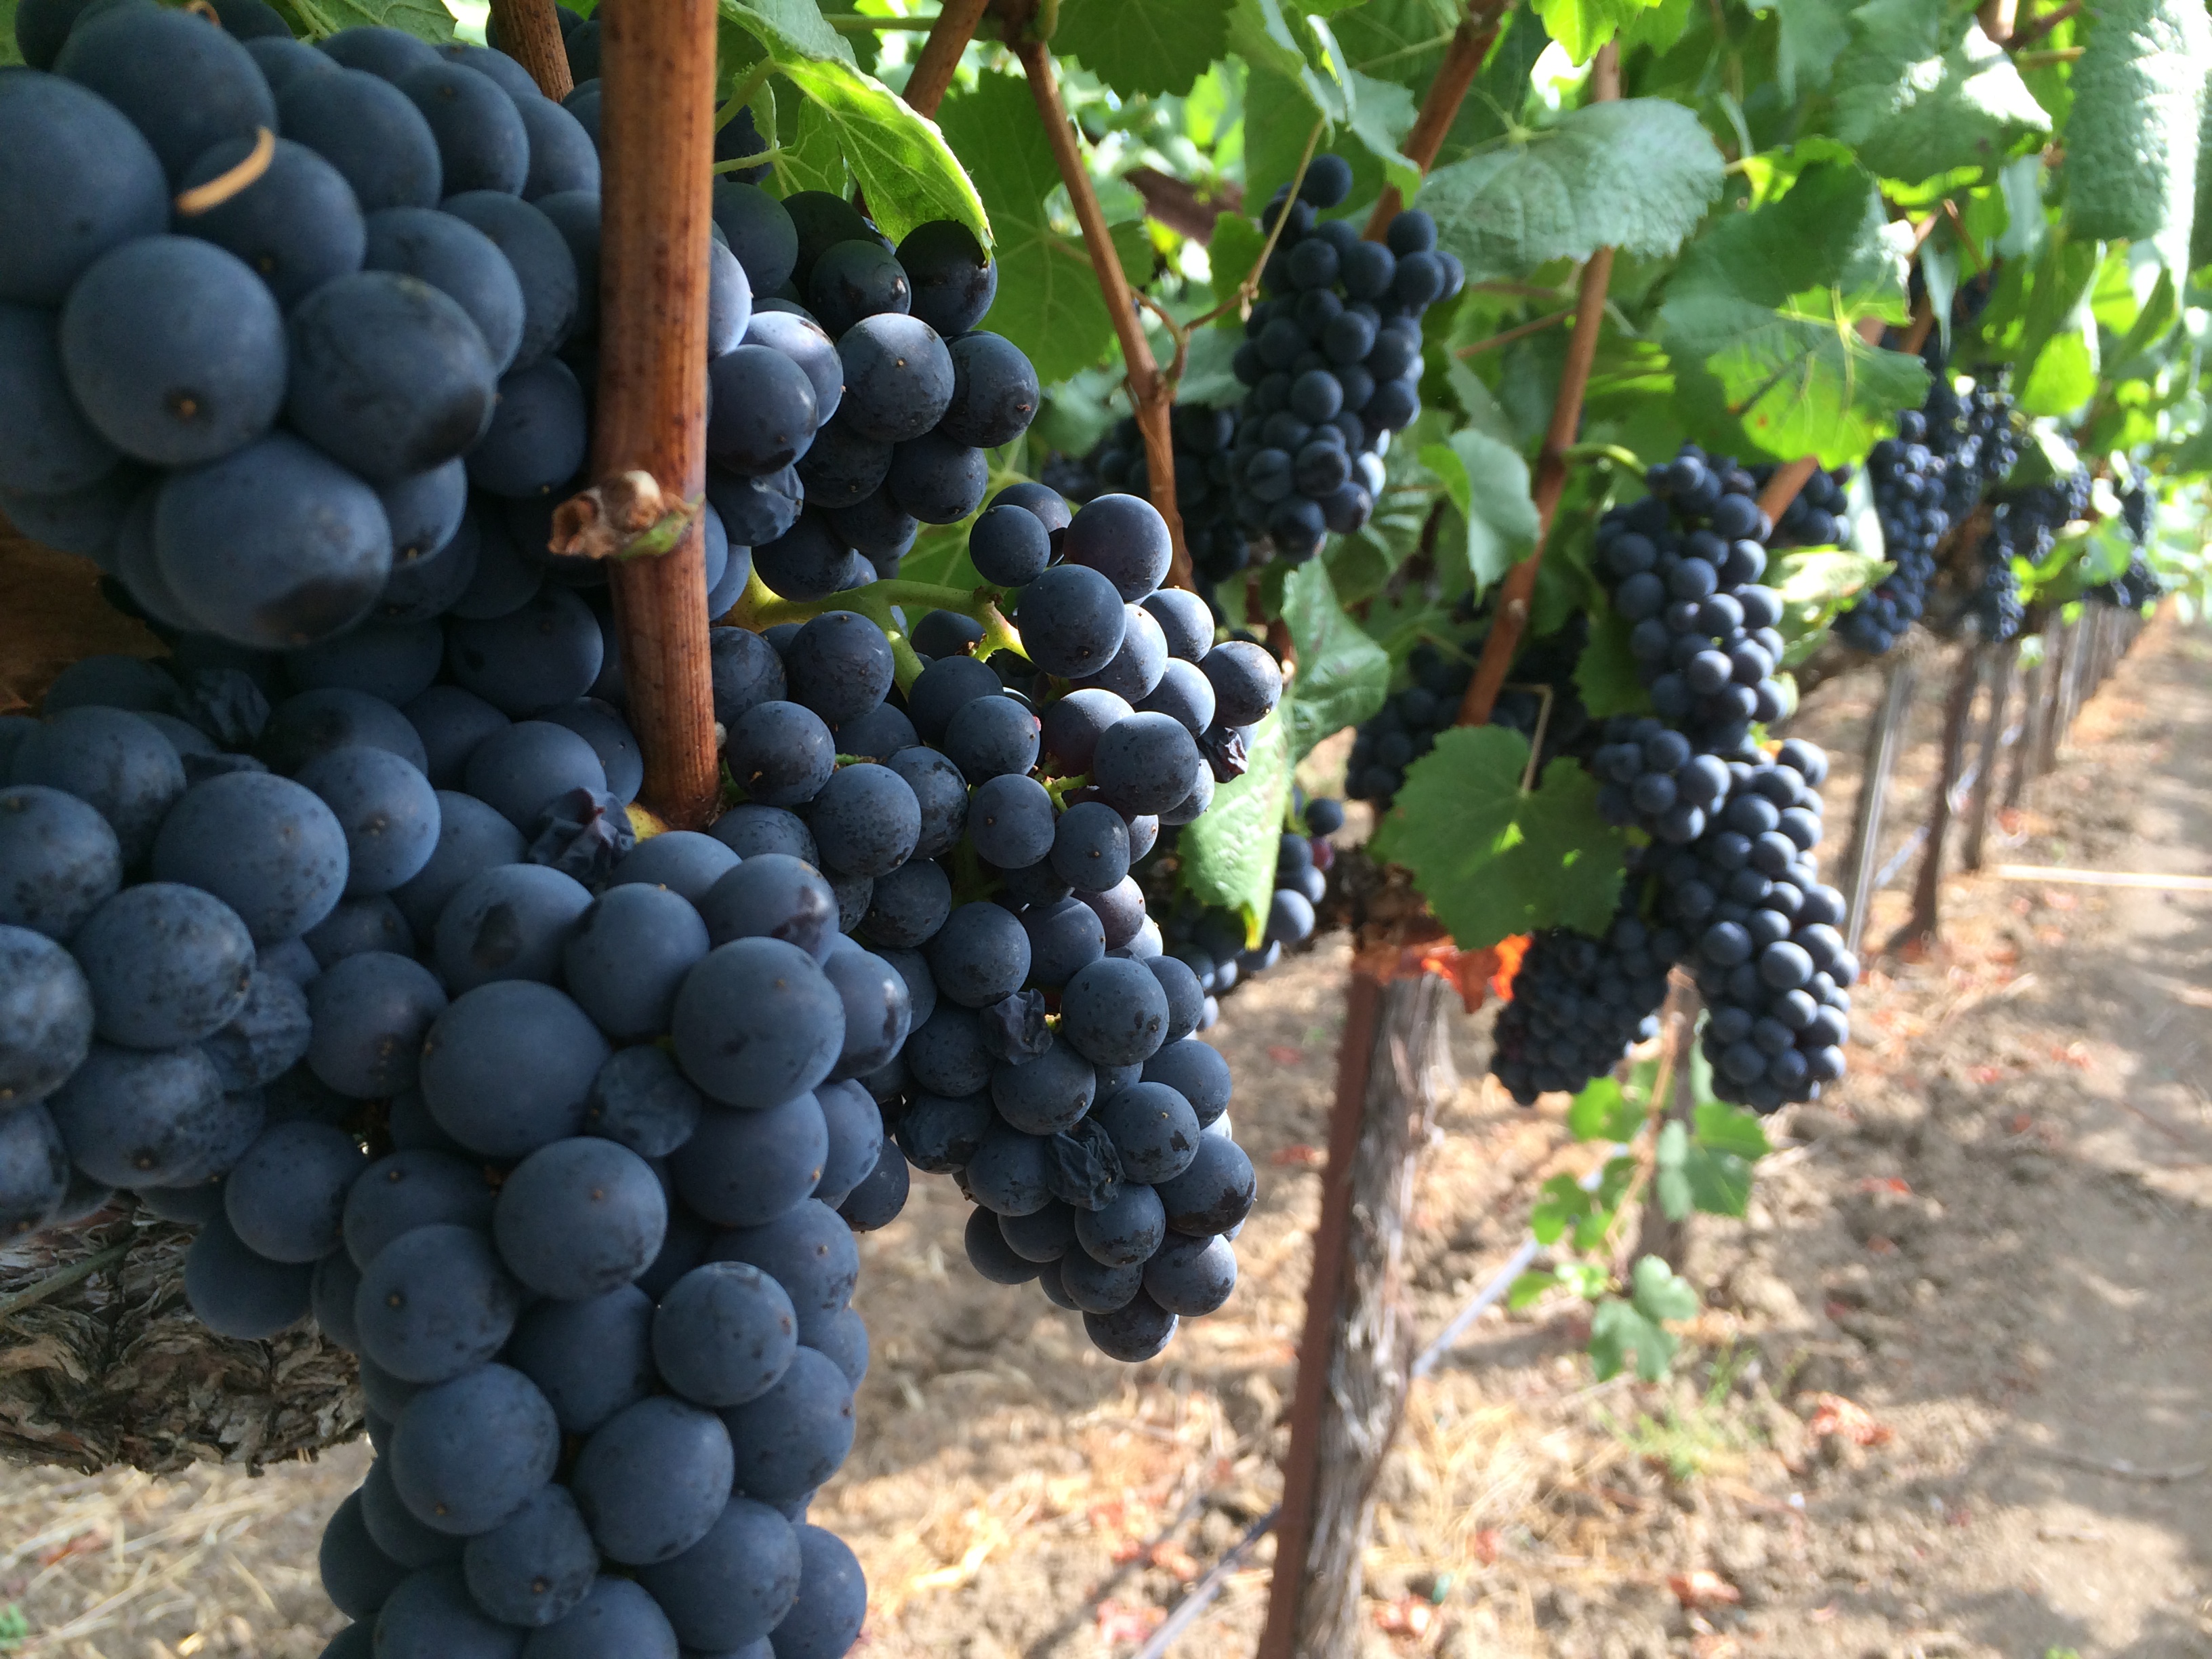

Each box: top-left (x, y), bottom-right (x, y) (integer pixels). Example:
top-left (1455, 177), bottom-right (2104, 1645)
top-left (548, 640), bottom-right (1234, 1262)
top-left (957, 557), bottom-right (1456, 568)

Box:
top-left (1832, 375), bottom-right (2020, 654)
top-left (1492, 446), bottom-right (1853, 1113)
top-left (0, 10), bottom-right (1263, 1659)
top-left (1225, 155), bottom-right (1465, 565)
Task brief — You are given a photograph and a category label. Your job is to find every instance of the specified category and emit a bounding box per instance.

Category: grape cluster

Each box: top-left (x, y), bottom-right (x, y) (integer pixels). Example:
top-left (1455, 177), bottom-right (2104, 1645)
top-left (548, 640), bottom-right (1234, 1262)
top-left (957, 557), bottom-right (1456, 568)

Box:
top-left (1926, 375), bottom-right (2022, 524)
top-left (1757, 463), bottom-right (1851, 548)
top-left (1225, 154), bottom-right (1465, 564)
top-left (2091, 473), bottom-right (2164, 609)
top-left (1143, 796), bottom-right (1342, 1023)
top-left (846, 497), bottom-right (1275, 1345)
top-left (1832, 409), bottom-right (1949, 653)
top-left (1835, 377), bottom-right (2020, 653)
top-left (1487, 448), bottom-right (1849, 1111)
top-left (1490, 869), bottom-right (1686, 1106)
top-left (1067, 407), bottom-right (1254, 588)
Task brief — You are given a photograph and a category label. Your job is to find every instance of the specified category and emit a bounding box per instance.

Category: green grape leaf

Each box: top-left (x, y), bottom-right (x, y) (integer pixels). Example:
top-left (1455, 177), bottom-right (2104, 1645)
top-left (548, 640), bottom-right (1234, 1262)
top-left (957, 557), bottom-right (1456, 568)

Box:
top-left (1418, 430), bottom-right (1540, 591)
top-left (1055, 0), bottom-right (1235, 97)
top-left (2062, 0), bottom-right (2209, 272)
top-left (766, 79), bottom-right (849, 198)
top-left (1340, 65), bottom-right (1423, 201)
top-left (0, 1), bottom-right (19, 65)
top-left (1422, 99), bottom-right (1725, 280)
top-left (1681, 1144), bottom-right (1755, 1216)
top-left (774, 56), bottom-right (985, 247)
top-left (1370, 727), bottom-right (1626, 950)
top-left (1507, 1270), bottom-right (1561, 1311)
top-left (1631, 1253), bottom-right (1699, 1321)
top-left (1567, 1076), bottom-right (1647, 1143)
top-left (285, 0), bottom-right (458, 38)
top-left (938, 74), bottom-right (1117, 382)
top-left (1572, 609), bottom-right (1653, 719)
top-left (720, 0), bottom-right (856, 64)
top-left (1588, 1294), bottom-right (1673, 1380)
top-left (1532, 0), bottom-right (1666, 64)
top-left (1658, 163), bottom-right (1929, 464)
top-left (1176, 710), bottom-right (1294, 945)
top-left (1828, 2), bottom-right (2051, 185)
top-left (1694, 1100), bottom-right (1772, 1160)
top-left (1280, 562), bottom-right (1389, 759)
top-left (1765, 0), bottom-right (1853, 98)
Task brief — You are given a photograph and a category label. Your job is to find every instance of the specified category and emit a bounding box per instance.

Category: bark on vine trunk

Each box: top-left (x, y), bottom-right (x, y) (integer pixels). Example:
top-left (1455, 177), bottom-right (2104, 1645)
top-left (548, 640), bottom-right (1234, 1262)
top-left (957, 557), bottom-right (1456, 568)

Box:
top-left (0, 1208), bottom-right (360, 1474)
top-left (1889, 645), bottom-right (1982, 952)
top-left (1275, 972), bottom-right (1462, 1659)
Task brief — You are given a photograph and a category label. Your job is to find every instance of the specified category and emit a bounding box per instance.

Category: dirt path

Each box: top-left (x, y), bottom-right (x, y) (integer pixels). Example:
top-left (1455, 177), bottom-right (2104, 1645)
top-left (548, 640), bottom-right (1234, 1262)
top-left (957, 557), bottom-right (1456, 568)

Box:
top-left (0, 618), bottom-right (2205, 1659)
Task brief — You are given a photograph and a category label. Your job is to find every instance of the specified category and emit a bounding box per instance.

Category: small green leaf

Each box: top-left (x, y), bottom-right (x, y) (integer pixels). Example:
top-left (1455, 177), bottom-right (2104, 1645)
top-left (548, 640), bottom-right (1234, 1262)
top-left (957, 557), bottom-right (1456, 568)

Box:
top-left (1567, 1076), bottom-right (1646, 1143)
top-left (1055, 0), bottom-right (1234, 98)
top-left (2062, 0), bottom-right (2209, 272)
top-left (1418, 430), bottom-right (1541, 591)
top-left (0, 0), bottom-right (20, 65)
top-left (1692, 1100), bottom-right (1772, 1160)
top-left (1681, 1143), bottom-right (1755, 1216)
top-left (1280, 562), bottom-right (1390, 760)
top-left (1371, 727), bottom-right (1628, 950)
top-left (1828, 3), bottom-right (2051, 185)
top-left (1507, 1269), bottom-right (1560, 1311)
top-left (939, 74), bottom-right (1116, 382)
top-left (1629, 1252), bottom-right (1700, 1322)
top-left (1422, 99), bottom-right (1726, 280)
top-left (1176, 710), bottom-right (1294, 943)
top-left (1558, 1260), bottom-right (1612, 1299)
top-left (1533, 0), bottom-right (1666, 64)
top-left (776, 56), bottom-right (985, 248)
top-left (1589, 1294), bottom-right (1677, 1380)
top-left (1530, 1173), bottom-right (1591, 1245)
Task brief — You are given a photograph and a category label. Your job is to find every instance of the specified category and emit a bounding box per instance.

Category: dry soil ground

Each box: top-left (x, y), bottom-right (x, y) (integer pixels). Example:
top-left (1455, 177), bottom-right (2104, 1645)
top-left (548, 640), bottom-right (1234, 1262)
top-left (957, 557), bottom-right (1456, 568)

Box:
top-left (0, 613), bottom-right (2206, 1659)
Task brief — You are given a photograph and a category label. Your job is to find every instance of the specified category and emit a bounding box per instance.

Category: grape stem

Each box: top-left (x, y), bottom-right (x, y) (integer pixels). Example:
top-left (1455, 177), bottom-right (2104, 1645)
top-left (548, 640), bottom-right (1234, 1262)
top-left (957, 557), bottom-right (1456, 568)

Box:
top-left (1453, 42), bottom-right (1622, 731)
top-left (1008, 14), bottom-right (1193, 587)
top-left (1454, 307), bottom-right (1573, 357)
top-left (1182, 118), bottom-right (1328, 335)
top-left (1359, 0), bottom-right (1514, 241)
top-left (489, 0), bottom-right (575, 101)
top-left (718, 60), bottom-right (775, 129)
top-left (711, 147), bottom-right (788, 176)
top-left (730, 569), bottom-right (1029, 690)
top-left (903, 0), bottom-right (993, 118)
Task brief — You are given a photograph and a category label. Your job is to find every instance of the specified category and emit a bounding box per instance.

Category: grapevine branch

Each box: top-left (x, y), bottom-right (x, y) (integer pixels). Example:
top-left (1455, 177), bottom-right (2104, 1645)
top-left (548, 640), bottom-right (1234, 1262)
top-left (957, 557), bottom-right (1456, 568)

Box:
top-left (488, 0), bottom-right (573, 102)
top-left (903, 0), bottom-right (990, 117)
top-left (1455, 43), bottom-right (1622, 729)
top-left (1009, 20), bottom-right (1193, 588)
top-left (1756, 456), bottom-right (1820, 526)
top-left (1184, 119), bottom-right (1326, 333)
top-left (1360, 0), bottom-right (1512, 241)
top-left (584, 0), bottom-right (722, 828)
top-left (1454, 306), bottom-right (1573, 357)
